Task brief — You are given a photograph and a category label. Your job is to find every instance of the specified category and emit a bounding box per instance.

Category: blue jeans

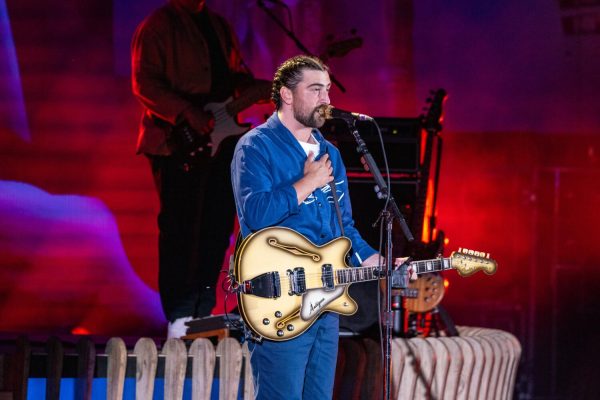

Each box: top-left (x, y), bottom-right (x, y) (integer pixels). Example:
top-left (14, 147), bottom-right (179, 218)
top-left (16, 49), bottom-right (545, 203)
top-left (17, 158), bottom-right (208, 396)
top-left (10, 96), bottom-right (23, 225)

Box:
top-left (248, 313), bottom-right (339, 399)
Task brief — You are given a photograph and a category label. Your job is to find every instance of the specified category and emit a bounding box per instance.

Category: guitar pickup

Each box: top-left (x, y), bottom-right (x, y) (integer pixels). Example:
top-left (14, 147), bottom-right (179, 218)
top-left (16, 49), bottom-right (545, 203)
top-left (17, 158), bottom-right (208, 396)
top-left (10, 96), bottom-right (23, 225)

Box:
top-left (241, 271), bottom-right (281, 298)
top-left (321, 264), bottom-right (335, 291)
top-left (287, 267), bottom-right (306, 295)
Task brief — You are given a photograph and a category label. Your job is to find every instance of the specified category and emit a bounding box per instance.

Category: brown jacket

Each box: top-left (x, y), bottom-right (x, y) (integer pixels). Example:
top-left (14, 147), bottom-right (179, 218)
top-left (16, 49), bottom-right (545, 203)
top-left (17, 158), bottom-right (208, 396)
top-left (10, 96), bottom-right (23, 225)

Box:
top-left (131, 3), bottom-right (246, 155)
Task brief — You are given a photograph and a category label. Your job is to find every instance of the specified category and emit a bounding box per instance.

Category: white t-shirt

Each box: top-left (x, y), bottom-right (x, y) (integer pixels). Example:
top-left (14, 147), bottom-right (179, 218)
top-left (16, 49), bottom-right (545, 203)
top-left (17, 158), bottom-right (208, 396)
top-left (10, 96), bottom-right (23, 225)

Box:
top-left (297, 133), bottom-right (320, 157)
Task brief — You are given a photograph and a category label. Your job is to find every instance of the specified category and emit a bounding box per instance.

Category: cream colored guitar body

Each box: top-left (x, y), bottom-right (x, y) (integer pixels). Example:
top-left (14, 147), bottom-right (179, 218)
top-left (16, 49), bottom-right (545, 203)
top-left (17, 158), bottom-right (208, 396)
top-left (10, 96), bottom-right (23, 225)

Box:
top-left (234, 227), bottom-right (358, 341)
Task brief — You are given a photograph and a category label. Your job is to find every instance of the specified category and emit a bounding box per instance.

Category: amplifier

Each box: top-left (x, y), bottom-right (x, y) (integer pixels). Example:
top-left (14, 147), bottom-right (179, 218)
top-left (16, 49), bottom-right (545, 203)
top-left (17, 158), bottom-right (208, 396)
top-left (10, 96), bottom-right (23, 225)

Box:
top-left (320, 117), bottom-right (422, 173)
top-left (345, 178), bottom-right (419, 250)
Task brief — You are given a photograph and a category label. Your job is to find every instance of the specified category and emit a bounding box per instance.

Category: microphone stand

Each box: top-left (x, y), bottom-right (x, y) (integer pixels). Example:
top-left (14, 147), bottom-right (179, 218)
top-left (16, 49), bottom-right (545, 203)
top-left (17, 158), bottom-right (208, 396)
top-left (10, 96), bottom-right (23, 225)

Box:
top-left (256, 0), bottom-right (347, 92)
top-left (344, 118), bottom-right (413, 400)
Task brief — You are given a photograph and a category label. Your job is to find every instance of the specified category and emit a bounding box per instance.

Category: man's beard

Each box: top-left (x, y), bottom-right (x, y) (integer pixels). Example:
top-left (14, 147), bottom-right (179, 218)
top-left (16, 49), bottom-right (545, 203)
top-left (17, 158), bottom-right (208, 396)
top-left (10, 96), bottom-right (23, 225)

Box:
top-left (293, 104), bottom-right (327, 128)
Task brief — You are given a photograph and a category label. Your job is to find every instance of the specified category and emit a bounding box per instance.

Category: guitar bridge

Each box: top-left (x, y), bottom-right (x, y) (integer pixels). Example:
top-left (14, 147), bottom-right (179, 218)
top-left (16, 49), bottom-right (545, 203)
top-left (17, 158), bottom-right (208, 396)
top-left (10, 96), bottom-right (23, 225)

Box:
top-left (241, 271), bottom-right (281, 298)
top-left (287, 267), bottom-right (306, 295)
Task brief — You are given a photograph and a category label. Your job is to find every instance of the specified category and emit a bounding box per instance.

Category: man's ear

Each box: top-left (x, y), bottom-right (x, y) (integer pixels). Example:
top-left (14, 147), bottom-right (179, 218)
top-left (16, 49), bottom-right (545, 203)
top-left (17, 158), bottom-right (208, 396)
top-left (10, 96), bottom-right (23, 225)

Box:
top-left (280, 86), bottom-right (293, 106)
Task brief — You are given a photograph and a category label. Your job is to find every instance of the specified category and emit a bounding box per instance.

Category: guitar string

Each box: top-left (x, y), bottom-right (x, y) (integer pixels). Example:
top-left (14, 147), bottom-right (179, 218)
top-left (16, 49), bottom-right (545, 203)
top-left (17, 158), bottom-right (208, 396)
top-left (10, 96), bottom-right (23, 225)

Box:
top-left (255, 259), bottom-right (459, 291)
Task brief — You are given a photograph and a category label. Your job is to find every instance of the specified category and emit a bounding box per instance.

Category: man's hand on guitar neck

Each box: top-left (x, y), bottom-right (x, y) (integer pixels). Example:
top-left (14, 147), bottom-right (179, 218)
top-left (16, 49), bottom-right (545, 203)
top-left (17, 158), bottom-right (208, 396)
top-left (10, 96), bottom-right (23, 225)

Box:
top-left (181, 106), bottom-right (215, 135)
top-left (361, 254), bottom-right (417, 281)
top-left (395, 257), bottom-right (418, 281)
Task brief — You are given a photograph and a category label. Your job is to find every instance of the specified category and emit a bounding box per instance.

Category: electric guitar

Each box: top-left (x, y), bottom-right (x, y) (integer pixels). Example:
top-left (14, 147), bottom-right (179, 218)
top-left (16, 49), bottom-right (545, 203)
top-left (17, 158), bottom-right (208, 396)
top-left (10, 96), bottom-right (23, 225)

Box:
top-left (233, 227), bottom-right (497, 341)
top-left (404, 272), bottom-right (445, 313)
top-left (169, 82), bottom-right (271, 157)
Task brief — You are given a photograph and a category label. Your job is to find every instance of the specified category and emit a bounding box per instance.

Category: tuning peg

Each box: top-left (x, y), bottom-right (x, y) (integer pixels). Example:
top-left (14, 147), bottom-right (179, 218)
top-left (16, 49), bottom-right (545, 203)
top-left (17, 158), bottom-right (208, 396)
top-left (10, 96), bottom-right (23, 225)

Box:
top-left (458, 248), bottom-right (490, 259)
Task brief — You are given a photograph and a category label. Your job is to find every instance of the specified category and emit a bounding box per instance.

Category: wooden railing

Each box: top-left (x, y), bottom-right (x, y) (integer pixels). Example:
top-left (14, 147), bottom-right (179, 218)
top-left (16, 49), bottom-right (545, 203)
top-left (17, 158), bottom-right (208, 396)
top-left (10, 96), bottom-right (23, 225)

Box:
top-left (105, 337), bottom-right (252, 400)
top-left (389, 327), bottom-right (521, 400)
top-left (0, 327), bottom-right (520, 399)
top-left (0, 336), bottom-right (253, 400)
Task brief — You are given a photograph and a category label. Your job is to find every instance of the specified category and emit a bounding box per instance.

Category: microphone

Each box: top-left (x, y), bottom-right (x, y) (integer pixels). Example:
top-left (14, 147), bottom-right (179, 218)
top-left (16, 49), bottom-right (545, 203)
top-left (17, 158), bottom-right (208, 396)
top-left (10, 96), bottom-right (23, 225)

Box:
top-left (330, 107), bottom-right (373, 122)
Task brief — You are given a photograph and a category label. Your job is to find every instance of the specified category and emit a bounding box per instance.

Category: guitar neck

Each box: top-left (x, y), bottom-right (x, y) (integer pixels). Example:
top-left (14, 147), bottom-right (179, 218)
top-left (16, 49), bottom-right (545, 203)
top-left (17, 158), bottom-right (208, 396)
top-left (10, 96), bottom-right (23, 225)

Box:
top-left (335, 258), bottom-right (452, 285)
top-left (226, 86), bottom-right (266, 116)
top-left (410, 257), bottom-right (453, 274)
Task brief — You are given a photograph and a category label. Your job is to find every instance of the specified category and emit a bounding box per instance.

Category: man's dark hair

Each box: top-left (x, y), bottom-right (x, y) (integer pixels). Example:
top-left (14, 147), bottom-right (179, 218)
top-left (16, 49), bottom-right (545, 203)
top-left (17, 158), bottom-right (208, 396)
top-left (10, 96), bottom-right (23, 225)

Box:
top-left (271, 55), bottom-right (329, 109)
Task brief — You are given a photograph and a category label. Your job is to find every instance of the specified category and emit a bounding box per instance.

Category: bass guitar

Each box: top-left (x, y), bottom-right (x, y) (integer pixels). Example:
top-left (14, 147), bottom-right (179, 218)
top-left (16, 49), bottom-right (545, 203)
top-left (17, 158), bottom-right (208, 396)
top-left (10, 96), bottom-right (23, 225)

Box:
top-left (169, 82), bottom-right (271, 157)
top-left (233, 226), bottom-right (497, 341)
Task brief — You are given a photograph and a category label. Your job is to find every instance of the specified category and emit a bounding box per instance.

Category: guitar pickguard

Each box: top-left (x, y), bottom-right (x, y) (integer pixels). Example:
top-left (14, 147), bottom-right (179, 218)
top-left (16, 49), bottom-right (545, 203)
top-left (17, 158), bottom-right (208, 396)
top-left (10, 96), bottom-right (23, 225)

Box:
top-left (204, 99), bottom-right (249, 156)
top-left (300, 286), bottom-right (345, 321)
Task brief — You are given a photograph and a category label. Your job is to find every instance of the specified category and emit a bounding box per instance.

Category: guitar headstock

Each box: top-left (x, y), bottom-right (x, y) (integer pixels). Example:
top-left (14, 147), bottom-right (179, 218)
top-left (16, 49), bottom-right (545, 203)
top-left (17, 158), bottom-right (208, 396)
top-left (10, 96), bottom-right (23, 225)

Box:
top-left (421, 89), bottom-right (447, 134)
top-left (320, 36), bottom-right (363, 62)
top-left (450, 248), bottom-right (497, 277)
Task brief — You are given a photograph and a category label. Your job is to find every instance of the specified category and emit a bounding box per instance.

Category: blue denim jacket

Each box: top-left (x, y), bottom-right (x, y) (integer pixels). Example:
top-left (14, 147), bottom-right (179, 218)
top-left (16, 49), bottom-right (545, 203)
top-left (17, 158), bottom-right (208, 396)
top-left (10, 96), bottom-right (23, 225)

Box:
top-left (231, 112), bottom-right (376, 266)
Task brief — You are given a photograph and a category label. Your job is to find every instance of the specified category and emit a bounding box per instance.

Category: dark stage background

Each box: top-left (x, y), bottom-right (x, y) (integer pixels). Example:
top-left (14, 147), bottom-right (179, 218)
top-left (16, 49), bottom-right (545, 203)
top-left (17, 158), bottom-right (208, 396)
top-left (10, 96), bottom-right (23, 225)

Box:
top-left (1, 0), bottom-right (599, 398)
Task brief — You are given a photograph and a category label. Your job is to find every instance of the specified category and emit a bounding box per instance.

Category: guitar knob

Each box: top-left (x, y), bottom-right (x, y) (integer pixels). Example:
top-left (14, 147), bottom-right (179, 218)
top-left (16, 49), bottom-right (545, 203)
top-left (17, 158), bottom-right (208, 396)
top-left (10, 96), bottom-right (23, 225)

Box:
top-left (286, 325), bottom-right (294, 332)
top-left (277, 330), bottom-right (284, 337)
top-left (275, 311), bottom-right (282, 318)
top-left (262, 318), bottom-right (270, 325)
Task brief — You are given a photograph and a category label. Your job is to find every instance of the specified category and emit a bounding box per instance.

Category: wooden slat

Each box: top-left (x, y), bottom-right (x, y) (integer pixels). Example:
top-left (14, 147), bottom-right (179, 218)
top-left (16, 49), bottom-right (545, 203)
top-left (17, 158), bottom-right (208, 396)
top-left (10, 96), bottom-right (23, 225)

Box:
top-left (485, 333), bottom-right (507, 400)
top-left (45, 336), bottom-right (63, 400)
top-left (189, 338), bottom-right (215, 400)
top-left (333, 340), bottom-right (346, 400)
top-left (106, 337), bottom-right (127, 400)
top-left (76, 337), bottom-right (96, 400)
top-left (134, 338), bottom-right (158, 400)
top-left (216, 338), bottom-right (242, 400)
top-left (360, 338), bottom-right (382, 400)
top-left (462, 336), bottom-right (485, 400)
top-left (436, 337), bottom-right (464, 400)
top-left (426, 337), bottom-right (450, 399)
top-left (13, 336), bottom-right (31, 400)
top-left (477, 335), bottom-right (496, 399)
top-left (451, 337), bottom-right (475, 400)
top-left (241, 342), bottom-right (254, 400)
top-left (408, 338), bottom-right (435, 399)
top-left (162, 338), bottom-right (187, 400)
top-left (392, 339), bottom-right (414, 400)
top-left (335, 339), bottom-right (366, 399)
top-left (501, 330), bottom-right (521, 400)
top-left (487, 330), bottom-right (521, 400)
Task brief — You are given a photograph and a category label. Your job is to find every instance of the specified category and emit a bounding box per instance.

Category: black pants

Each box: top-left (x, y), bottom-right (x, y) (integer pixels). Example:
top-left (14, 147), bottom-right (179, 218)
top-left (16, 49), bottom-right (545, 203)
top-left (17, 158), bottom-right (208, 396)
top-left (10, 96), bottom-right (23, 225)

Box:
top-left (148, 136), bottom-right (238, 322)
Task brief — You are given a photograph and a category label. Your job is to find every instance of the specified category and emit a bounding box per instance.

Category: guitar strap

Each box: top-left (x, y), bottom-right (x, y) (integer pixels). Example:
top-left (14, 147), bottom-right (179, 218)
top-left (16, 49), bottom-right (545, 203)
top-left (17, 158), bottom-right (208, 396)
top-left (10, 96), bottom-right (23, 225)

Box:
top-left (328, 180), bottom-right (358, 266)
top-left (323, 139), bottom-right (362, 264)
top-left (229, 229), bottom-right (243, 278)
top-left (328, 181), bottom-right (345, 237)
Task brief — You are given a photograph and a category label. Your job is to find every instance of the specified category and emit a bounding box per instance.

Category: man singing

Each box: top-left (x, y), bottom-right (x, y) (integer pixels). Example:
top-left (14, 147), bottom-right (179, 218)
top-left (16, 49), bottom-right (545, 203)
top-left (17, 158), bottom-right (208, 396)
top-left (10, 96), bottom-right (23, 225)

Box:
top-left (231, 55), bottom-right (381, 399)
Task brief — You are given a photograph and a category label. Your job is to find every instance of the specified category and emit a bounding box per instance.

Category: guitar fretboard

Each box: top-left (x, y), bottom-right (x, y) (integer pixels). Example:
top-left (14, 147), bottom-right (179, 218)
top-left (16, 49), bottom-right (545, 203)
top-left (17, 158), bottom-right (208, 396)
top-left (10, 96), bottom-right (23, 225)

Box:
top-left (225, 86), bottom-right (269, 116)
top-left (335, 257), bottom-right (452, 285)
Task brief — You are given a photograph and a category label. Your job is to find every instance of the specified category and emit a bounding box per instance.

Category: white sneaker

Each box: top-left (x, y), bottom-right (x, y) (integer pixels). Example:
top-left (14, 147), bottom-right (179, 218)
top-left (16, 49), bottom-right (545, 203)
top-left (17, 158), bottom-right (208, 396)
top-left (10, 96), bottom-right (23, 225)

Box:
top-left (167, 316), bottom-right (193, 339)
